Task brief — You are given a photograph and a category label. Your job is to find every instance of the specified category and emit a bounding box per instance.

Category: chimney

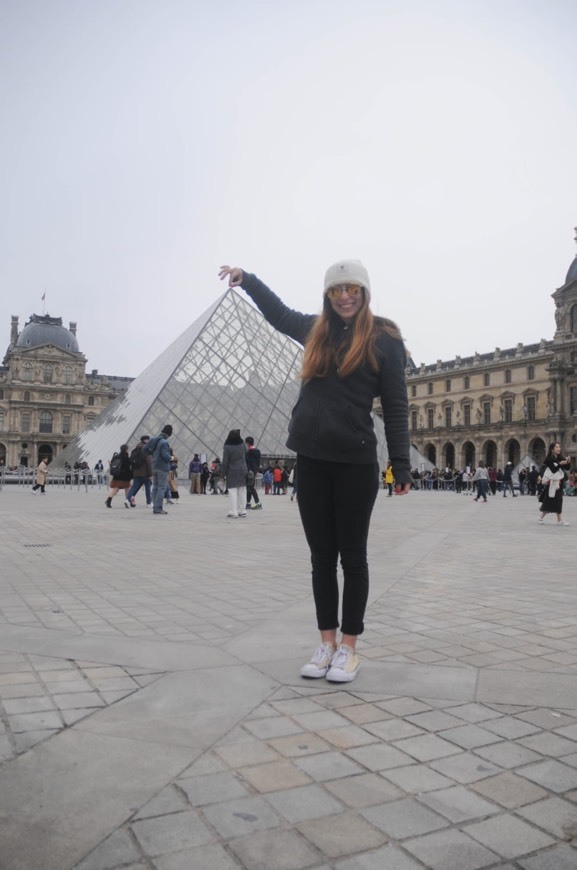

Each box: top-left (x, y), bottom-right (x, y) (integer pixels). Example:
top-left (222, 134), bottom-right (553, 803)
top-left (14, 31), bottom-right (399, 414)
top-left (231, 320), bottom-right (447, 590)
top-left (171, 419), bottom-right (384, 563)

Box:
top-left (69, 321), bottom-right (77, 336)
top-left (10, 315), bottom-right (18, 344)
top-left (91, 369), bottom-right (98, 377)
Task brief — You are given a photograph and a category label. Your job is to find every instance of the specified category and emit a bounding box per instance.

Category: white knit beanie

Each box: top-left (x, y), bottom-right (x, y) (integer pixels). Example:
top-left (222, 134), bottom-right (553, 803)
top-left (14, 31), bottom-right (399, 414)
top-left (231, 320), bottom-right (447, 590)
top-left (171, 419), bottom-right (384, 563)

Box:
top-left (324, 260), bottom-right (371, 295)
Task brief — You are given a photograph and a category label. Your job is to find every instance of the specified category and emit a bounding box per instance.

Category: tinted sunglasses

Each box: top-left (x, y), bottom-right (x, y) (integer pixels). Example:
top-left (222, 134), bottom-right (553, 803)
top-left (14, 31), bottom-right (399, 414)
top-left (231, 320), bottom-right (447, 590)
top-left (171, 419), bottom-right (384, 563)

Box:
top-left (325, 283), bottom-right (363, 300)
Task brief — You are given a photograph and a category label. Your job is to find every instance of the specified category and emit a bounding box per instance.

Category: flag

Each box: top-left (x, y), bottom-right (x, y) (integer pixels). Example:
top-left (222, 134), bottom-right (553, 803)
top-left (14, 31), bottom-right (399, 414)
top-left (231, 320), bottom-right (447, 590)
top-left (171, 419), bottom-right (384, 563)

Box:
top-left (41, 292), bottom-right (46, 301)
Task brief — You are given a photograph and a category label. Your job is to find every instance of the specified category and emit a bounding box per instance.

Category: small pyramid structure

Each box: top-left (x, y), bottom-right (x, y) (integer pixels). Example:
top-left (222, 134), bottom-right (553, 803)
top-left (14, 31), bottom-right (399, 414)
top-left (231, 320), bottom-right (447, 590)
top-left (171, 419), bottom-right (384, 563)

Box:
top-left (52, 289), bottom-right (305, 469)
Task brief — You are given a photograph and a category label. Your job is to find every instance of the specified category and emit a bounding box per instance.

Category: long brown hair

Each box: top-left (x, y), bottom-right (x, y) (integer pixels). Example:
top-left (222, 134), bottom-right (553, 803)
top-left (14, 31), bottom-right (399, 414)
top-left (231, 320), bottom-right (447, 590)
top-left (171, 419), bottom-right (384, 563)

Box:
top-left (301, 290), bottom-right (402, 380)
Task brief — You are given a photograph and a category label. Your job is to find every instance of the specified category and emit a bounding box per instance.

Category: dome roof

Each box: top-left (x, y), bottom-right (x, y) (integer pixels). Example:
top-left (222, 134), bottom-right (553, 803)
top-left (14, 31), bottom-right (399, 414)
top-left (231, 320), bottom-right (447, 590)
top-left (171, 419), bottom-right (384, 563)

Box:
top-left (566, 257), bottom-right (577, 286)
top-left (16, 315), bottom-right (80, 353)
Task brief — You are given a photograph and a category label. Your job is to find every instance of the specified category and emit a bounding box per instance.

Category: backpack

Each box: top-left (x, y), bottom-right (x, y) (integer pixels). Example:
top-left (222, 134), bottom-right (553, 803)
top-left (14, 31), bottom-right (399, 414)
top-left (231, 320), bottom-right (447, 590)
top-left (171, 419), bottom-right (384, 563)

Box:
top-left (143, 437), bottom-right (158, 457)
top-left (109, 453), bottom-right (122, 478)
top-left (130, 445), bottom-right (144, 472)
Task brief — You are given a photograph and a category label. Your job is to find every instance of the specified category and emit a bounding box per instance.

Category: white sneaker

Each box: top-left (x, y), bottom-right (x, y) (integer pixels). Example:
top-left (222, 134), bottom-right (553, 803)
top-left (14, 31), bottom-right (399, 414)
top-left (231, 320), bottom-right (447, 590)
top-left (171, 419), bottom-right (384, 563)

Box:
top-left (124, 498), bottom-right (131, 509)
top-left (326, 645), bottom-right (360, 683)
top-left (227, 512), bottom-right (238, 518)
top-left (238, 511), bottom-right (247, 517)
top-left (558, 521), bottom-right (570, 526)
top-left (300, 642), bottom-right (336, 678)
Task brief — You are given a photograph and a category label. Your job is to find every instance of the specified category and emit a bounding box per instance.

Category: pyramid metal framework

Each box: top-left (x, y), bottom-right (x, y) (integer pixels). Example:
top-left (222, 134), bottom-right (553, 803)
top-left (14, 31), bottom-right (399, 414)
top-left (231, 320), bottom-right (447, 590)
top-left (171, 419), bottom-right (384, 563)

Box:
top-left (53, 288), bottom-right (400, 471)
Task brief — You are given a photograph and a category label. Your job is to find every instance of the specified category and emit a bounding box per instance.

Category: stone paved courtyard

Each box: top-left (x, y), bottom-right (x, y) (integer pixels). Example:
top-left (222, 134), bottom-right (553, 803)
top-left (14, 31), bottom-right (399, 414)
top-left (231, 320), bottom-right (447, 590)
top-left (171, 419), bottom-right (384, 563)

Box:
top-left (1, 483), bottom-right (577, 869)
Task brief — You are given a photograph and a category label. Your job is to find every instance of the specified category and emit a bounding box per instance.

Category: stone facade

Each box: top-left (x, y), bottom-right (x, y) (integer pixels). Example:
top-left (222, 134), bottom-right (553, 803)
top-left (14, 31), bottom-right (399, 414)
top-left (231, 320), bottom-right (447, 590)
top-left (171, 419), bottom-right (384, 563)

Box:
top-left (388, 230), bottom-right (577, 472)
top-left (0, 314), bottom-right (132, 468)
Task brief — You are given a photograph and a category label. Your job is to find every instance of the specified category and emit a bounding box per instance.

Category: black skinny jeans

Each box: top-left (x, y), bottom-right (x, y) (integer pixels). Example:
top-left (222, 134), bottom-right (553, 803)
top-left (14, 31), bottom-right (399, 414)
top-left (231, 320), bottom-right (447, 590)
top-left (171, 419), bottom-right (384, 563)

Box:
top-left (296, 454), bottom-right (380, 636)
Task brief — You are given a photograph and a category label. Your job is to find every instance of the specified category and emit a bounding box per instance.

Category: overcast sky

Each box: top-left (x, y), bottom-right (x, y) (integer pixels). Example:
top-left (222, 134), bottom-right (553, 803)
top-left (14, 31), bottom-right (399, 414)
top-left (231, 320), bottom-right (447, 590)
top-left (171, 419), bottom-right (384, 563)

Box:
top-left (1, 0), bottom-right (576, 378)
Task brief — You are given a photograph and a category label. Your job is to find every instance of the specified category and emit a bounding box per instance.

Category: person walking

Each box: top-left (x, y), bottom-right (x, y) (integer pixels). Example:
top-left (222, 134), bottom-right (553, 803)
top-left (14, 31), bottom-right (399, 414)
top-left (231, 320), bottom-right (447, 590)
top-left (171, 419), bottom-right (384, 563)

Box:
top-left (200, 462), bottom-right (210, 494)
top-left (502, 461), bottom-right (517, 497)
top-left (384, 461), bottom-right (394, 497)
top-left (125, 436), bottom-right (152, 507)
top-left (538, 441), bottom-right (571, 526)
top-left (222, 429), bottom-right (248, 518)
top-left (219, 260), bottom-right (411, 683)
top-left (245, 436), bottom-right (262, 510)
top-left (148, 425), bottom-right (173, 515)
top-left (105, 445), bottom-right (132, 507)
top-left (31, 457), bottom-right (48, 494)
top-left (472, 461), bottom-right (490, 502)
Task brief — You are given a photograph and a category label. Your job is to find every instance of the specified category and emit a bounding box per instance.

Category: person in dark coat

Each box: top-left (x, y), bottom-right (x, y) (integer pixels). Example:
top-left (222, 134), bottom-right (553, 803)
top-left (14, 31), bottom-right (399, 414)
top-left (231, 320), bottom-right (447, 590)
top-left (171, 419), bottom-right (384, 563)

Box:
top-left (219, 260), bottom-right (411, 684)
top-left (222, 429), bottom-right (248, 518)
top-left (105, 444), bottom-right (132, 508)
top-left (538, 442), bottom-right (571, 526)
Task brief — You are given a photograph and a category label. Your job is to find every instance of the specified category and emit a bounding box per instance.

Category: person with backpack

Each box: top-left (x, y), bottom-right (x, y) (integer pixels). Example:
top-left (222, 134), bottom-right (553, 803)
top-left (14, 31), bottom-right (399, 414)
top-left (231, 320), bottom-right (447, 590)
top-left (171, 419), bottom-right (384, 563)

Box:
top-left (124, 436), bottom-right (152, 508)
top-left (146, 425), bottom-right (173, 515)
top-left (245, 436), bottom-right (262, 510)
top-left (105, 445), bottom-right (132, 508)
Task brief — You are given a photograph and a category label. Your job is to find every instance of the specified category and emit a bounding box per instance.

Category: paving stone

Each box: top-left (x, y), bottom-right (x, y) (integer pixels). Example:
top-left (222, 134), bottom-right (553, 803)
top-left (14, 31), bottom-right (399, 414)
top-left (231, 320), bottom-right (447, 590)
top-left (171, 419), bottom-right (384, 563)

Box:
top-left (315, 693), bottom-right (367, 710)
top-left (74, 828), bottom-right (141, 869)
top-left (324, 772), bottom-right (404, 808)
top-left (437, 724), bottom-right (503, 750)
top-left (481, 716), bottom-right (541, 739)
top-left (178, 753), bottom-right (227, 777)
top-left (131, 810), bottom-right (214, 856)
top-left (153, 842), bottom-right (239, 870)
top-left (429, 752), bottom-right (502, 784)
top-left (7, 711), bottom-right (63, 733)
top-left (361, 797), bottom-right (448, 839)
top-left (317, 724), bottom-right (379, 750)
top-left (51, 692), bottom-right (105, 710)
top-left (13, 729), bottom-right (59, 752)
top-left (363, 719), bottom-right (424, 741)
top-left (336, 843), bottom-right (424, 869)
top-left (339, 704), bottom-right (394, 724)
top-left (265, 783), bottom-right (344, 823)
top-left (519, 843), bottom-right (577, 869)
top-left (291, 710), bottom-right (353, 731)
top-left (518, 760), bottom-right (577, 793)
top-left (177, 770), bottom-right (250, 805)
top-left (392, 733), bottom-right (463, 762)
top-left (270, 697), bottom-right (324, 715)
top-left (267, 732), bottom-right (332, 758)
top-left (297, 811), bottom-right (386, 858)
top-left (376, 698), bottom-right (432, 716)
top-left (403, 827), bottom-right (499, 870)
top-left (243, 716), bottom-right (304, 739)
top-left (61, 708), bottom-right (94, 726)
top-left (465, 814), bottom-right (556, 859)
top-left (295, 751), bottom-right (365, 782)
top-left (473, 740), bottom-right (543, 769)
top-left (517, 796), bottom-right (577, 840)
top-left (417, 785), bottom-right (501, 822)
top-left (202, 795), bottom-right (281, 839)
top-left (2, 696), bottom-right (55, 714)
top-left (382, 763), bottom-right (455, 794)
top-left (214, 739), bottom-right (280, 767)
top-left (229, 827), bottom-right (320, 870)
top-left (346, 743), bottom-right (415, 772)
top-left (471, 770), bottom-right (546, 809)
top-left (239, 760), bottom-right (311, 793)
top-left (404, 710), bottom-right (465, 731)
top-left (518, 732), bottom-right (577, 757)
top-left (133, 785), bottom-right (188, 819)
top-left (517, 709), bottom-right (577, 729)
top-left (555, 725), bottom-right (577, 741)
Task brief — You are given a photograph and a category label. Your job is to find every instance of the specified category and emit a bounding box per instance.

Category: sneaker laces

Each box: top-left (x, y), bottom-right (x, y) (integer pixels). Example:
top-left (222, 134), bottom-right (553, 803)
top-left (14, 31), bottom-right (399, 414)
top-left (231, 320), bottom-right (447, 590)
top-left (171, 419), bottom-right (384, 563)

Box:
top-left (311, 643), bottom-right (334, 665)
top-left (330, 646), bottom-right (352, 670)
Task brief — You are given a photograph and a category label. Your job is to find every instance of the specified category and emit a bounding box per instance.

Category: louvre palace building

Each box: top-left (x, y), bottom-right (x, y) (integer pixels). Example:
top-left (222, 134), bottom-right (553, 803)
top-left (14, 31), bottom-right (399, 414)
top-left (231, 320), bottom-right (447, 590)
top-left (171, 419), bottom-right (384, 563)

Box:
top-left (0, 314), bottom-right (132, 468)
top-left (404, 229), bottom-right (577, 472)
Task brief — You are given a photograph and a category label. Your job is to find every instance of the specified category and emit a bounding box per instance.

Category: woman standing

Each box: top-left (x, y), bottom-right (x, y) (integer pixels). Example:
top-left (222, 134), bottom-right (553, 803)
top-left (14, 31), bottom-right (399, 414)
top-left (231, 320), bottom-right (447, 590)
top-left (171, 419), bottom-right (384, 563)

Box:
top-left (105, 445), bottom-right (132, 508)
top-left (222, 429), bottom-right (248, 518)
top-left (219, 260), bottom-right (411, 683)
top-left (538, 442), bottom-right (571, 526)
top-left (473, 461), bottom-right (490, 503)
top-left (31, 457), bottom-right (48, 494)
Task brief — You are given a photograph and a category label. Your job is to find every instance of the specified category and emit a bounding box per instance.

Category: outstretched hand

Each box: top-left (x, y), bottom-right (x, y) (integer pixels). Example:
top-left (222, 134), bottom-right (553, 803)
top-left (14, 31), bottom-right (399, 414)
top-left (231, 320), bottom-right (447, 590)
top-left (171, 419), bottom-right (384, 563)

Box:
top-left (218, 265), bottom-right (244, 287)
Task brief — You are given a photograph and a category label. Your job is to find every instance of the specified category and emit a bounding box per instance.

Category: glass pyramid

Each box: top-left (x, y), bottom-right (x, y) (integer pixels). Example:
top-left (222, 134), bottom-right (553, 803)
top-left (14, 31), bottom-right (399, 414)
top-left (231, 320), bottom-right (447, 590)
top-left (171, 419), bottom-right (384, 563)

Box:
top-left (52, 289), bottom-right (305, 469)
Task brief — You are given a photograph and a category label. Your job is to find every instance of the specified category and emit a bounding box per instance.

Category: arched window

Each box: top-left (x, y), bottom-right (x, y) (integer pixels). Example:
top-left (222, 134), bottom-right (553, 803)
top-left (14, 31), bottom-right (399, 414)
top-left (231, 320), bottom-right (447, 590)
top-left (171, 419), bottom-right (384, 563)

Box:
top-left (63, 366), bottom-right (73, 385)
top-left (411, 384), bottom-right (416, 397)
top-left (484, 372), bottom-right (490, 387)
top-left (463, 375), bottom-right (470, 390)
top-left (23, 362), bottom-right (33, 382)
top-left (39, 411), bottom-right (53, 433)
top-left (428, 382), bottom-right (433, 395)
top-left (505, 369), bottom-right (511, 384)
top-left (445, 379), bottom-right (451, 392)
top-left (43, 365), bottom-right (53, 384)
